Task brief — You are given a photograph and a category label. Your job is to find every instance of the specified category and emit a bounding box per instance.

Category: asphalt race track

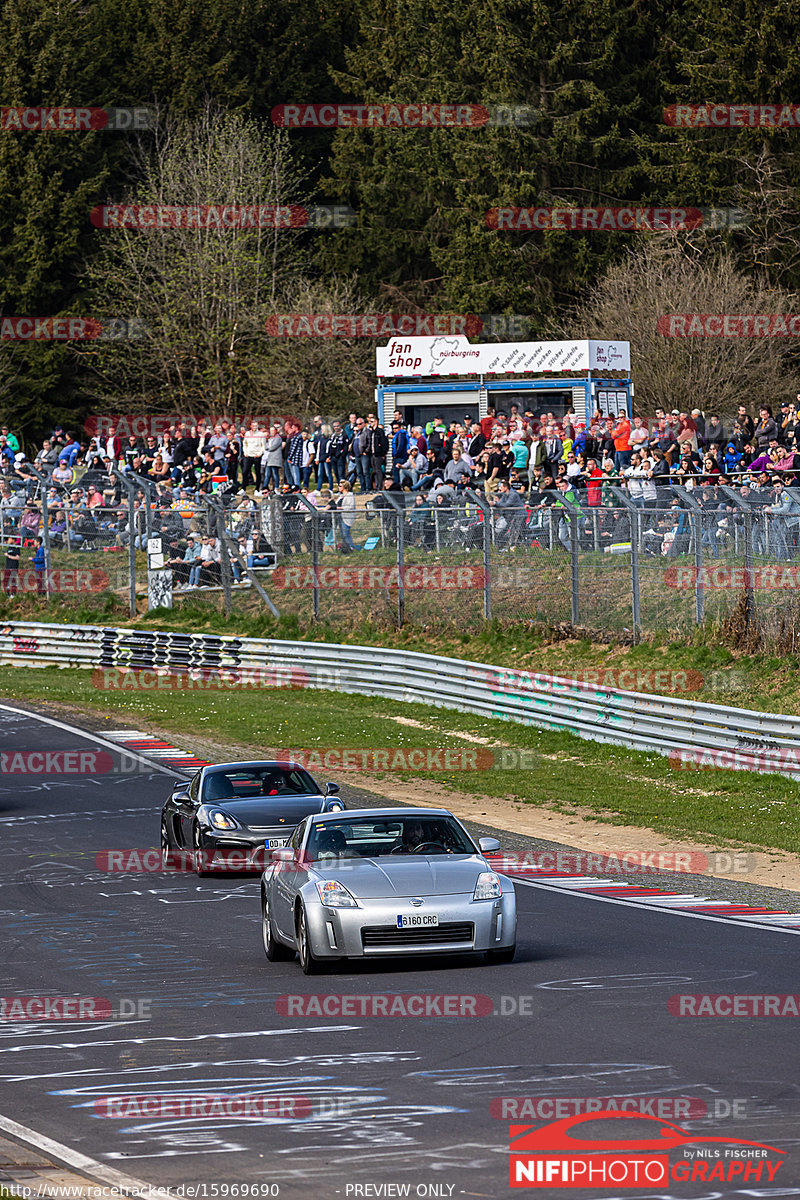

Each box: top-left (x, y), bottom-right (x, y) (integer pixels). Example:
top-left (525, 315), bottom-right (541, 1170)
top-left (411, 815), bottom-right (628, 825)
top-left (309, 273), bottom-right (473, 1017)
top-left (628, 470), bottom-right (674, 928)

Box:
top-left (1, 701), bottom-right (800, 1198)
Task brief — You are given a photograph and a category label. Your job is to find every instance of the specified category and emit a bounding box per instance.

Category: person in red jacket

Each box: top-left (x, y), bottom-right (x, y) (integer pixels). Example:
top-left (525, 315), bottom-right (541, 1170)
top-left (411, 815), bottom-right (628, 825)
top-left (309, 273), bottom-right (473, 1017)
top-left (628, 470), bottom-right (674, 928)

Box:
top-left (480, 406), bottom-right (496, 441)
top-left (612, 411), bottom-right (631, 472)
top-left (586, 459), bottom-right (603, 505)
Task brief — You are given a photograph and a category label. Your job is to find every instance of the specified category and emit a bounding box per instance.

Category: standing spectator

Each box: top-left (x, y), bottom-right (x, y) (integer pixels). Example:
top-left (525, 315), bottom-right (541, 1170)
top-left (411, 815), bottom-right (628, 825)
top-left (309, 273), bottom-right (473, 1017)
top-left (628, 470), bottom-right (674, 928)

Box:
top-left (366, 415), bottom-right (388, 491)
top-left (736, 405), bottom-right (755, 441)
top-left (263, 426), bottom-right (283, 491)
top-left (300, 428), bottom-right (315, 488)
top-left (391, 421), bottom-right (409, 484)
top-left (316, 424), bottom-right (333, 490)
top-left (353, 418), bottom-right (370, 492)
top-left (328, 420), bottom-right (349, 484)
top-left (285, 425), bottom-right (304, 488)
top-left (628, 416), bottom-right (649, 455)
top-left (241, 420), bottom-right (266, 490)
top-left (3, 537), bottom-right (20, 594)
top-left (612, 410), bottom-right (632, 470)
top-left (32, 537), bottom-right (46, 593)
top-left (337, 480), bottom-right (356, 550)
top-left (706, 414), bottom-right (726, 450)
top-left (755, 406), bottom-right (779, 450)
top-left (544, 426), bottom-right (563, 476)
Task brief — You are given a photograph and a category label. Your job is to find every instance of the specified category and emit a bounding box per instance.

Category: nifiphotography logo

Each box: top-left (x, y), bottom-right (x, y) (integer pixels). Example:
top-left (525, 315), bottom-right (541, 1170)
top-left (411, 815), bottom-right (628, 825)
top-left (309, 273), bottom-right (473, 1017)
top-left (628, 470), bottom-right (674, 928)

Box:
top-left (508, 1110), bottom-right (785, 1188)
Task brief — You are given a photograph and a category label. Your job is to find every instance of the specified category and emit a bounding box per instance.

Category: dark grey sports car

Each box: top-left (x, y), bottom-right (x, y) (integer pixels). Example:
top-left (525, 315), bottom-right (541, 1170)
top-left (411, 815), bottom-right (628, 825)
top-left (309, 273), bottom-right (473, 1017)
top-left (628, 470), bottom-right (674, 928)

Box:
top-left (160, 760), bottom-right (344, 874)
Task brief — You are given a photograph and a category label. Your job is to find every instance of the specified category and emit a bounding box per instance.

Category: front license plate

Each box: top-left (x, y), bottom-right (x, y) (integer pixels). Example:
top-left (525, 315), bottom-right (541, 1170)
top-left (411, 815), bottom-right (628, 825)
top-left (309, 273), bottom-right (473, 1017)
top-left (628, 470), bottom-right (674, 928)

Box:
top-left (267, 838), bottom-right (288, 849)
top-left (397, 913), bottom-right (439, 928)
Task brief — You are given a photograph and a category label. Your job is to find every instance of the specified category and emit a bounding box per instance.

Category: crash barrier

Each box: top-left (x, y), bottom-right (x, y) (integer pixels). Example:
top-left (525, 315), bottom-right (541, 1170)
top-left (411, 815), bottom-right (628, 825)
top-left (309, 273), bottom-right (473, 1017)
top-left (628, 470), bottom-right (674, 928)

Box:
top-left (0, 621), bottom-right (794, 780)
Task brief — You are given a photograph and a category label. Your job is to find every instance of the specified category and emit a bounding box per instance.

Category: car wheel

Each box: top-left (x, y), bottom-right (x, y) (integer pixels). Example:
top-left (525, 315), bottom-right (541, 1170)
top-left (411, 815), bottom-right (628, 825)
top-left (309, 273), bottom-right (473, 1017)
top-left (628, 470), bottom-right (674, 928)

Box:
top-left (296, 904), bottom-right (326, 975)
top-left (486, 945), bottom-right (516, 964)
top-left (262, 892), bottom-right (294, 962)
top-left (192, 824), bottom-right (212, 877)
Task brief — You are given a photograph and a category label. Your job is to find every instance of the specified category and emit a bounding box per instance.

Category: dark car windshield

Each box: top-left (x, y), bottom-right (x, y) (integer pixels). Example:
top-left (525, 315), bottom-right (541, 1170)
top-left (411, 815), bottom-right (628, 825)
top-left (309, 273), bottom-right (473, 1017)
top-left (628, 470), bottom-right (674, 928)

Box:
top-left (306, 815), bottom-right (476, 860)
top-left (203, 766), bottom-right (319, 801)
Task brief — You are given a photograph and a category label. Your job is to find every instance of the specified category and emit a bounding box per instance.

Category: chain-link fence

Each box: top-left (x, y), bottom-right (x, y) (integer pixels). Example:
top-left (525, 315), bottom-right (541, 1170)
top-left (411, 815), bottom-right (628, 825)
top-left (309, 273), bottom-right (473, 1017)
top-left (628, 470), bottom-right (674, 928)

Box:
top-left (3, 474), bottom-right (800, 638)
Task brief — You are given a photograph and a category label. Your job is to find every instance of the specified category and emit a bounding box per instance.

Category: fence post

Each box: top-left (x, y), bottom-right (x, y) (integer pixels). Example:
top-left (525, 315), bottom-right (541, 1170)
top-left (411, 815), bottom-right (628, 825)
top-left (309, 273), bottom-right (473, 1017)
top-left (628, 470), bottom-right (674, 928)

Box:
top-left (112, 468), bottom-right (137, 617)
top-left (213, 502), bottom-right (233, 617)
top-left (465, 489), bottom-right (491, 621)
top-left (294, 494), bottom-right (320, 621)
top-left (630, 509), bottom-right (641, 639)
top-left (744, 510), bottom-right (755, 627)
top-left (396, 506), bottom-right (405, 628)
top-left (569, 510), bottom-right (579, 624)
top-left (27, 465), bottom-right (51, 599)
top-left (693, 511), bottom-right (704, 625)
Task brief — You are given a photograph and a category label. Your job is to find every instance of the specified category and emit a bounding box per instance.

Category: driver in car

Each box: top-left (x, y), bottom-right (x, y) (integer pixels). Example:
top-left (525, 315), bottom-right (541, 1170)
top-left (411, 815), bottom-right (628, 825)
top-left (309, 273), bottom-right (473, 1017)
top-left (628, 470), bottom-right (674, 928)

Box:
top-left (393, 819), bottom-right (445, 854)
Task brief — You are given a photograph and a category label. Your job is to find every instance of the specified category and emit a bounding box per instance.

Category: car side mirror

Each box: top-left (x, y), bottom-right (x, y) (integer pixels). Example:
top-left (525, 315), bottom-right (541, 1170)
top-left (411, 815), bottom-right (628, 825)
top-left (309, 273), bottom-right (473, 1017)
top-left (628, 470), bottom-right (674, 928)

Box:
top-left (478, 836), bottom-right (501, 853)
top-left (270, 846), bottom-right (295, 861)
top-left (172, 784), bottom-right (190, 799)
top-left (325, 782), bottom-right (340, 795)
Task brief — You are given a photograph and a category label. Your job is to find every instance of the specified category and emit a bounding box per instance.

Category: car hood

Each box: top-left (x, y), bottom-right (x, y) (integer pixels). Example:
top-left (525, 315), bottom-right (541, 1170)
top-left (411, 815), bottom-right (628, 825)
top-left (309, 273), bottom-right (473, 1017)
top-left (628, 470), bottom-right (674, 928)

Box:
top-left (211, 796), bottom-right (325, 827)
top-left (312, 854), bottom-right (489, 897)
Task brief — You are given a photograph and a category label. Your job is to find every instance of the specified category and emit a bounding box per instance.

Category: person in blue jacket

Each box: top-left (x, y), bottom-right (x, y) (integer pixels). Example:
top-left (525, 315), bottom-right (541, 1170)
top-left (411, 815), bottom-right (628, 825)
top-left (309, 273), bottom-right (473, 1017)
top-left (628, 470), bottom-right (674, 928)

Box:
top-left (32, 537), bottom-right (46, 594)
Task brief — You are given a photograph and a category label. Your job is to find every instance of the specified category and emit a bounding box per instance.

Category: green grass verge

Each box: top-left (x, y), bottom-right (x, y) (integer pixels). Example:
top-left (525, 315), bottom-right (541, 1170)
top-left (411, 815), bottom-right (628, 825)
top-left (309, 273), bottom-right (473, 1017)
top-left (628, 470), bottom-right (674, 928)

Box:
top-left (5, 664), bottom-right (800, 855)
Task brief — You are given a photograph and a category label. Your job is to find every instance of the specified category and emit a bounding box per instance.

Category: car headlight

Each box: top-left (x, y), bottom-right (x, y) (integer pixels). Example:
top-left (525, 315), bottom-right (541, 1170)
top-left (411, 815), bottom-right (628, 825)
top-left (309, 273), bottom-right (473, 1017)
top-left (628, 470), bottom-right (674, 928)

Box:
top-left (198, 806), bottom-right (241, 831)
top-left (316, 880), bottom-right (358, 908)
top-left (473, 871), bottom-right (502, 900)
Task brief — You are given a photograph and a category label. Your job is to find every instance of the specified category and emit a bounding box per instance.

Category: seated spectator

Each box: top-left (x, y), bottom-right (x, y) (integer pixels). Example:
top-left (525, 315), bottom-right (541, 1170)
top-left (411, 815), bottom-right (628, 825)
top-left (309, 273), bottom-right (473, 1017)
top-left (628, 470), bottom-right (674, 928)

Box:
top-left (52, 459), bottom-right (74, 489)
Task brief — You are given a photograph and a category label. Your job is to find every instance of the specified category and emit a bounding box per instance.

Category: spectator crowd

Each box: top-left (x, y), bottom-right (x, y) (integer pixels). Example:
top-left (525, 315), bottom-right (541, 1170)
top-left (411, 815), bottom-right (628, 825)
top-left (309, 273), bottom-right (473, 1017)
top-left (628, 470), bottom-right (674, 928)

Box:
top-left (1, 397), bottom-right (800, 593)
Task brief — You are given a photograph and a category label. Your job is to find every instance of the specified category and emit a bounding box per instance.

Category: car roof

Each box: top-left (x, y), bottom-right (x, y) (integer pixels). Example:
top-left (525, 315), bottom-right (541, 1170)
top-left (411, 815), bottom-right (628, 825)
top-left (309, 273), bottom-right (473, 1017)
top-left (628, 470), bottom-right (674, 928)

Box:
top-left (202, 760), bottom-right (308, 773)
top-left (310, 807), bottom-right (454, 820)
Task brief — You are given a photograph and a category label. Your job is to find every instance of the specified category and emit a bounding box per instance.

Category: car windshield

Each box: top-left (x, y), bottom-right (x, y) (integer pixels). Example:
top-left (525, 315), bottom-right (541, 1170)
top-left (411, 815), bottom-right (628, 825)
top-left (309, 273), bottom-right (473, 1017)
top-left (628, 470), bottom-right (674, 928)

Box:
top-left (306, 815), bottom-right (476, 860)
top-left (203, 766), bottom-right (319, 801)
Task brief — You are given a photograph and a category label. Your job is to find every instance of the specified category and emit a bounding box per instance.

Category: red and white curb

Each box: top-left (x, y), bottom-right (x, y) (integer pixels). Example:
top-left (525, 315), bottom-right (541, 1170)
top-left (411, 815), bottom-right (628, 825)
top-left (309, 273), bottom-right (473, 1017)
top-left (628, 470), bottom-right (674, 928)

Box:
top-left (493, 866), bottom-right (800, 932)
top-left (105, 729), bottom-right (209, 773)
top-left (107, 730), bottom-right (800, 933)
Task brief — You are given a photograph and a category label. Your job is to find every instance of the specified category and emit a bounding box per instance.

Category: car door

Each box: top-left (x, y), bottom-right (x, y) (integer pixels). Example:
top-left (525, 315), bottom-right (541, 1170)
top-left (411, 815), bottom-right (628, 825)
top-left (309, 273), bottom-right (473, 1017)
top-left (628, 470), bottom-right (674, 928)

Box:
top-left (176, 771), bottom-right (202, 847)
top-left (271, 817), bottom-right (308, 940)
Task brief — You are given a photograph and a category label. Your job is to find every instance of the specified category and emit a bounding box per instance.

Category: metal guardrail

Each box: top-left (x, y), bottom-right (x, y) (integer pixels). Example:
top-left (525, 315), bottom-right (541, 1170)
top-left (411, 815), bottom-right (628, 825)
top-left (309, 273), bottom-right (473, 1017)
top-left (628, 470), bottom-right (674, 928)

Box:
top-left (0, 621), bottom-right (795, 780)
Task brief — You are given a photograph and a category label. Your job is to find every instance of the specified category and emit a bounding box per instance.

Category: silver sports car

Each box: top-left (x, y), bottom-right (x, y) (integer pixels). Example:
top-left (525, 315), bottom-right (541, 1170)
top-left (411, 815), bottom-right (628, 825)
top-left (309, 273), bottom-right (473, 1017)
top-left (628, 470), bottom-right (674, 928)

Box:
top-left (260, 807), bottom-right (517, 973)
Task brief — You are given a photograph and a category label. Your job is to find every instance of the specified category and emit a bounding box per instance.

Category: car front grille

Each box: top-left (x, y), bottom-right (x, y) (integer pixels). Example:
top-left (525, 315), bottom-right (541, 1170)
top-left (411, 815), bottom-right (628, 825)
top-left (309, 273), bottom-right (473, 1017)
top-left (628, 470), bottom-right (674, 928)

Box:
top-left (361, 922), bottom-right (474, 948)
